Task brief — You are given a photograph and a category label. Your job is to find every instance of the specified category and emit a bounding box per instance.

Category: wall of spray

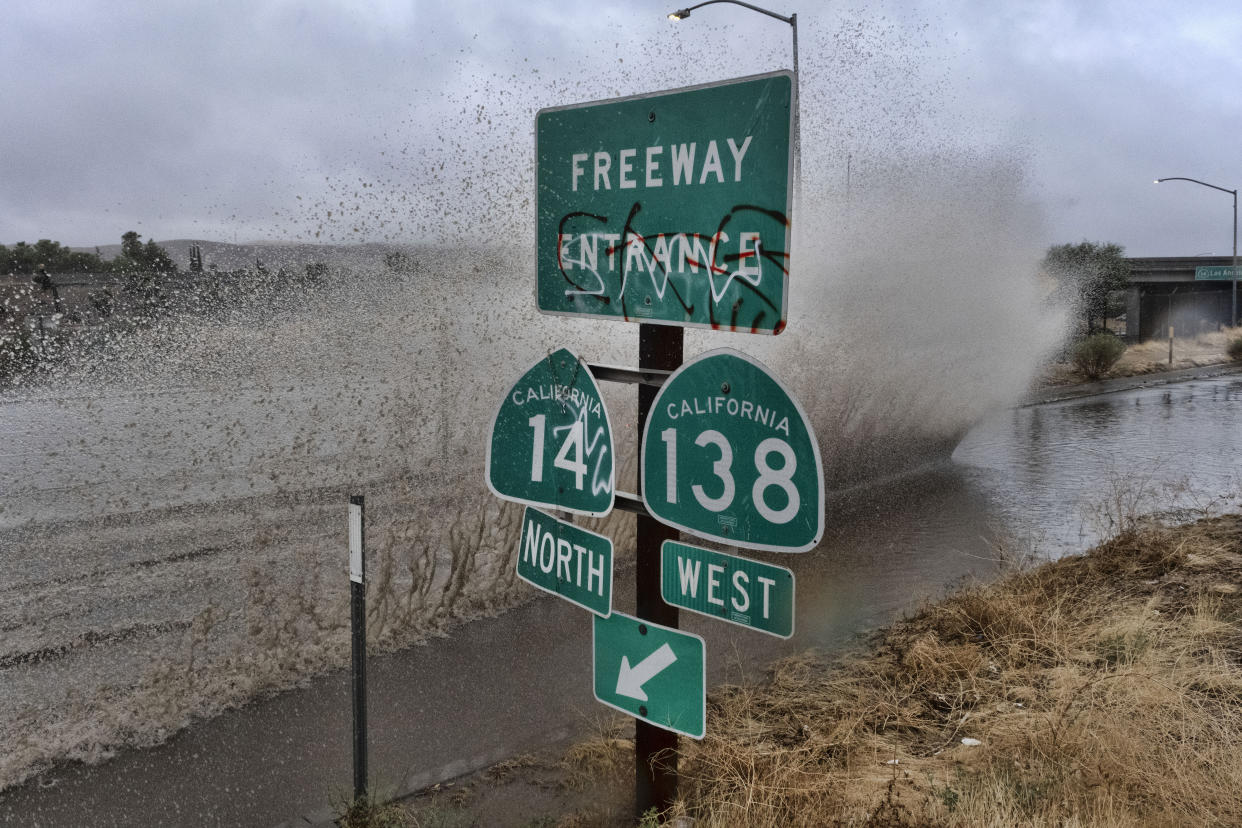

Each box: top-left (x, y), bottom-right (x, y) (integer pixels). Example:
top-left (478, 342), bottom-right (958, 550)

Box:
top-left (0, 10), bottom-right (1068, 792)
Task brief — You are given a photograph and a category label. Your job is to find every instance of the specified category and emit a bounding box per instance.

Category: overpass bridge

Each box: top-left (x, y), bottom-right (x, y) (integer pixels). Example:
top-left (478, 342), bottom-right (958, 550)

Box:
top-left (1125, 256), bottom-right (1237, 341)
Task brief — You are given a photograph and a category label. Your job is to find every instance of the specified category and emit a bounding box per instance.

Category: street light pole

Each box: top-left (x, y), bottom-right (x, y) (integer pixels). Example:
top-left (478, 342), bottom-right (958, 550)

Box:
top-left (669, 1), bottom-right (799, 205)
top-left (1155, 176), bottom-right (1239, 328)
top-left (645, 5), bottom-right (797, 820)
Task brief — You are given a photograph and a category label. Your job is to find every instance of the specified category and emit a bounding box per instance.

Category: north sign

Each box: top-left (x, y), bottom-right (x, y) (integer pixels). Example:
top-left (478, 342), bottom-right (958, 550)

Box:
top-left (593, 610), bottom-right (706, 739)
top-left (641, 349), bottom-right (824, 553)
top-left (661, 540), bottom-right (794, 639)
top-left (517, 506), bottom-right (612, 617)
top-left (535, 71), bottom-right (794, 334)
top-left (486, 348), bottom-right (615, 517)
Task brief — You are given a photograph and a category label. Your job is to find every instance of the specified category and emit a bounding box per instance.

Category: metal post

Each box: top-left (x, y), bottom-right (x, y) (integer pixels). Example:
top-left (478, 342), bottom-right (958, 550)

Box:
top-left (666, 2), bottom-right (798, 209)
top-left (1232, 190), bottom-right (1237, 328)
top-left (1153, 178), bottom-right (1238, 327)
top-left (348, 495), bottom-right (368, 802)
top-left (790, 12), bottom-right (799, 214)
top-left (635, 323), bottom-right (683, 821)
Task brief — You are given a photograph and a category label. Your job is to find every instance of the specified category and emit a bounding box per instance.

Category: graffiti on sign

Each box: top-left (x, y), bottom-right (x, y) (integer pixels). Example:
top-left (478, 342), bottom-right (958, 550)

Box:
top-left (486, 347), bottom-right (616, 517)
top-left (536, 72), bottom-right (794, 334)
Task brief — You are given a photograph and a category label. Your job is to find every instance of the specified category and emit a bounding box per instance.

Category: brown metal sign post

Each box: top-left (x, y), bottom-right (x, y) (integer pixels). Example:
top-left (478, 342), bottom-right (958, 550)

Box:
top-left (635, 323), bottom-right (684, 818)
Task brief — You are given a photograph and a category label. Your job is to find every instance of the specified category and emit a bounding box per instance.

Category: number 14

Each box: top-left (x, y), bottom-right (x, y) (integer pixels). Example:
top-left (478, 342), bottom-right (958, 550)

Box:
top-left (528, 414), bottom-right (588, 490)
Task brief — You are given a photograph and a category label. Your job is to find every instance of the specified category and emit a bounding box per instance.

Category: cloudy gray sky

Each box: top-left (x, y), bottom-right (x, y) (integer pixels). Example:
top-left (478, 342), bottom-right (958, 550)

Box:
top-left (2, 0), bottom-right (1240, 257)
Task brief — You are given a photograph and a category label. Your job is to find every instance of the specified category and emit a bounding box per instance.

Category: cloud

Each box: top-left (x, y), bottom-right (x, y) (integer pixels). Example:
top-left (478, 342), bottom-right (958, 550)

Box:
top-left (1, 0), bottom-right (1238, 255)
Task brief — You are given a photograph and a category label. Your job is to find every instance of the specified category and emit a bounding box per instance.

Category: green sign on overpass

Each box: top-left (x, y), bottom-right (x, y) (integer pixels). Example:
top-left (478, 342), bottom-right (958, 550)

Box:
top-left (1195, 266), bottom-right (1240, 280)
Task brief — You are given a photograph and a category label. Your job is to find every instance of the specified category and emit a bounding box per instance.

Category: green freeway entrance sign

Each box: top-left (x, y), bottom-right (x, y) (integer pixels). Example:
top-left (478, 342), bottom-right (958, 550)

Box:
top-left (486, 348), bottom-right (615, 517)
top-left (535, 71), bottom-right (794, 334)
top-left (517, 506), bottom-right (612, 617)
top-left (593, 610), bottom-right (705, 739)
top-left (640, 349), bottom-right (824, 552)
top-left (661, 541), bottom-right (794, 638)
top-left (1195, 266), bottom-right (1240, 280)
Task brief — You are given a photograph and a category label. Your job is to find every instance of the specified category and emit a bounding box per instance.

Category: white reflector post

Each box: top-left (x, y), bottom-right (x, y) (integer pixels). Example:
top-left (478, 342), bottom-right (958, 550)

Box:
top-left (349, 497), bottom-right (364, 584)
top-left (347, 493), bottom-right (368, 800)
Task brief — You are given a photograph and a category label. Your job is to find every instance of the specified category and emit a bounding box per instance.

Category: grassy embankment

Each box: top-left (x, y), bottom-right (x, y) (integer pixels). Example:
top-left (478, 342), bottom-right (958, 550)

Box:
top-left (368, 509), bottom-right (1242, 827)
top-left (1040, 326), bottom-right (1241, 387)
top-left (339, 342), bottom-right (1242, 827)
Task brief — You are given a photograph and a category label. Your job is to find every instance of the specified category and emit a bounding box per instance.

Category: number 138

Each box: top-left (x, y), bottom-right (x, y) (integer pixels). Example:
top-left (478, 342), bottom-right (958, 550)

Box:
top-left (658, 428), bottom-right (799, 524)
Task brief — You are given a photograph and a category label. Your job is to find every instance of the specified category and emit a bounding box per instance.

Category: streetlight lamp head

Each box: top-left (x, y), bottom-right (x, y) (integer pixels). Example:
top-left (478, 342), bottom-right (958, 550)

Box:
top-left (668, 9), bottom-right (691, 20)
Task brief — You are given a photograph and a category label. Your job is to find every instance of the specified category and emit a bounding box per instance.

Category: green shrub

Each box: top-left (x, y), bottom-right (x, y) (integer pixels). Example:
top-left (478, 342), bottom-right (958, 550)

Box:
top-left (1228, 337), bottom-right (1242, 361)
top-left (1072, 333), bottom-right (1126, 379)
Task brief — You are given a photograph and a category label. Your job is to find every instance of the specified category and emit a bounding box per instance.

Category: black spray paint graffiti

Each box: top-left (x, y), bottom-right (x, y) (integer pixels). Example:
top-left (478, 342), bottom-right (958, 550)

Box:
top-left (555, 203), bottom-right (790, 333)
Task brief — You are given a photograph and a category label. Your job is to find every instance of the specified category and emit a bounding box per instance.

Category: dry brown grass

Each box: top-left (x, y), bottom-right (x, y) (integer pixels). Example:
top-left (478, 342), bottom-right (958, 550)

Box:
top-left (565, 515), bottom-right (1242, 826)
top-left (1041, 326), bottom-right (1241, 386)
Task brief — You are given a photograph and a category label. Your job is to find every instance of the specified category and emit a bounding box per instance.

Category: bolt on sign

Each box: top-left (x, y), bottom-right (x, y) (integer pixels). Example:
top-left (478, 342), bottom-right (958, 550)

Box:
top-left (517, 506), bottom-right (613, 617)
top-left (486, 347), bottom-right (615, 517)
top-left (660, 540), bottom-right (794, 639)
top-left (641, 348), bottom-right (824, 553)
top-left (593, 610), bottom-right (706, 740)
top-left (535, 71), bottom-right (794, 334)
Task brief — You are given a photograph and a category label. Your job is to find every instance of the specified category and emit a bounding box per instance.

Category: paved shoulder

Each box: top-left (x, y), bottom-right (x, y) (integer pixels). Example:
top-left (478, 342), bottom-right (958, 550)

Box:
top-left (1021, 362), bottom-right (1242, 407)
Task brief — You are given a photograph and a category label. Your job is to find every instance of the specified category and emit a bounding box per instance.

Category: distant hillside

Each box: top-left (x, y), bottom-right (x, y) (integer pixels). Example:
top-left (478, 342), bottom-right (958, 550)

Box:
top-left (76, 240), bottom-right (415, 272)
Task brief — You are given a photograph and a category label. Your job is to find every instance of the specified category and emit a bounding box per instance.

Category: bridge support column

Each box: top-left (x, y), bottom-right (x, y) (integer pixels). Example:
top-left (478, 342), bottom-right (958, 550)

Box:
top-left (1125, 286), bottom-right (1142, 341)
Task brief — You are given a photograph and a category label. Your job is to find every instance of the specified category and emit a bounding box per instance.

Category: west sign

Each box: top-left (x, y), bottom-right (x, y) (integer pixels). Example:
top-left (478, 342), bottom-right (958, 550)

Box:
top-left (535, 71), bottom-right (794, 334)
top-left (661, 540), bottom-right (794, 638)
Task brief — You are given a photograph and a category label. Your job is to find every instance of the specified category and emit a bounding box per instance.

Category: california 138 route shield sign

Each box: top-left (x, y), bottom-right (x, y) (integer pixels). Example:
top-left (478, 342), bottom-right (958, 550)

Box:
top-left (640, 349), bottom-right (823, 552)
top-left (486, 347), bottom-right (615, 517)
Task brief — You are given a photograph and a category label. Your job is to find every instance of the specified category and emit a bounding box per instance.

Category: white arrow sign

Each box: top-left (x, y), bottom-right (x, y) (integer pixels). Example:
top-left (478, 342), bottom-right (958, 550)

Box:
top-left (616, 642), bottom-right (678, 701)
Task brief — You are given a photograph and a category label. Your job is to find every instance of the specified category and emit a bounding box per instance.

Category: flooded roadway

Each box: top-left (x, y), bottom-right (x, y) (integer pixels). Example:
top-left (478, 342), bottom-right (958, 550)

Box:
top-left (2, 369), bottom-right (1240, 826)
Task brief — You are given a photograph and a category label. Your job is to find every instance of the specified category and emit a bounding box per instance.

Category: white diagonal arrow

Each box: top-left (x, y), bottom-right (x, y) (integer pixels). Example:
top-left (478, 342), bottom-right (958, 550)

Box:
top-left (616, 642), bottom-right (677, 701)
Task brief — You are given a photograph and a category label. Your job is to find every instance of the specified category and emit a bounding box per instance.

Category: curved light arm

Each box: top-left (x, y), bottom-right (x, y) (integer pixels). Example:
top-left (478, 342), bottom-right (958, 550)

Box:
top-left (1155, 177), bottom-right (1237, 197)
top-left (668, 0), bottom-right (801, 211)
top-left (1155, 176), bottom-right (1239, 327)
top-left (669, 0), bottom-right (793, 24)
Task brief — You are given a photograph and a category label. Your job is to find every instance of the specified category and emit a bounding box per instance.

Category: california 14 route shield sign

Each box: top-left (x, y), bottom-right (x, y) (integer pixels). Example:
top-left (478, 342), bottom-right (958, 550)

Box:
top-left (535, 71), bottom-right (794, 333)
top-left (486, 348), bottom-right (615, 517)
top-left (641, 349), bottom-right (823, 552)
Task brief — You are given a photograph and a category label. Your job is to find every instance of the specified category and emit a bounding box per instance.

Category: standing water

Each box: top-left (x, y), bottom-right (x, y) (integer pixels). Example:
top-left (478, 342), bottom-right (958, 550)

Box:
top-left (1, 372), bottom-right (1239, 827)
top-left (0, 2), bottom-right (1168, 805)
top-left (955, 376), bottom-right (1242, 554)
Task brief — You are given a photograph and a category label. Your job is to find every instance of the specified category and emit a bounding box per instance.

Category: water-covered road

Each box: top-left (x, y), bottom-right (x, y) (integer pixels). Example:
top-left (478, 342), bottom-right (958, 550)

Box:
top-left (2, 369), bottom-right (1239, 826)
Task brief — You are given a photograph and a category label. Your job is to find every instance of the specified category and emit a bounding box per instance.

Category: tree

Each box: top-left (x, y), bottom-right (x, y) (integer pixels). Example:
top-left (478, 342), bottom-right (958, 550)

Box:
top-left (6, 241), bottom-right (36, 274)
top-left (114, 231), bottom-right (176, 311)
top-left (1042, 241), bottom-right (1130, 336)
top-left (120, 230), bottom-right (144, 262)
top-left (33, 239), bottom-right (65, 268)
top-left (115, 231), bottom-right (176, 275)
top-left (1, 239), bottom-right (107, 275)
top-left (142, 238), bottom-right (177, 275)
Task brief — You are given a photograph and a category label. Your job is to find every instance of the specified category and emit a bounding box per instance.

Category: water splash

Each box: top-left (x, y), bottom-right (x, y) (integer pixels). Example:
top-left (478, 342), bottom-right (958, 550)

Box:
top-left (0, 8), bottom-right (1067, 792)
